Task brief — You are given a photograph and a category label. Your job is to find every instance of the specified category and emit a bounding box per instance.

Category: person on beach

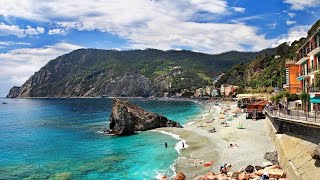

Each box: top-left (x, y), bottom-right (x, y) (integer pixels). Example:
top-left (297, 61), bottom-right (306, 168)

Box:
top-left (220, 164), bottom-right (231, 174)
top-left (220, 164), bottom-right (228, 174)
top-left (182, 141), bottom-right (185, 149)
top-left (165, 142), bottom-right (168, 148)
top-left (261, 172), bottom-right (270, 179)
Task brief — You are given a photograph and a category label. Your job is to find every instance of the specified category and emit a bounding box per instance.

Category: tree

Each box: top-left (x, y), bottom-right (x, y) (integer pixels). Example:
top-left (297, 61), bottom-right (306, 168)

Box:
top-left (267, 86), bottom-right (273, 94)
top-left (300, 91), bottom-right (310, 113)
top-left (283, 91), bottom-right (290, 108)
top-left (315, 71), bottom-right (320, 87)
top-left (270, 96), bottom-right (275, 103)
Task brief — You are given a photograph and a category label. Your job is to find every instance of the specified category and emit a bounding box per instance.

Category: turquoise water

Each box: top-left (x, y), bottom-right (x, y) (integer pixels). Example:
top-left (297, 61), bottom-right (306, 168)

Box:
top-left (0, 98), bottom-right (202, 179)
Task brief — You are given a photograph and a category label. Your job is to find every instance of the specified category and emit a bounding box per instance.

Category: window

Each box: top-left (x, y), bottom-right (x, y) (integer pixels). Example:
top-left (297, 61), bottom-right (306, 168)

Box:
top-left (317, 34), bottom-right (320, 47)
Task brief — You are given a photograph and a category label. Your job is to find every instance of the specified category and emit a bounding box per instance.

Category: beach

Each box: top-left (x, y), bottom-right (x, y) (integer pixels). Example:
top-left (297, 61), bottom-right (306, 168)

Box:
top-left (157, 100), bottom-right (276, 179)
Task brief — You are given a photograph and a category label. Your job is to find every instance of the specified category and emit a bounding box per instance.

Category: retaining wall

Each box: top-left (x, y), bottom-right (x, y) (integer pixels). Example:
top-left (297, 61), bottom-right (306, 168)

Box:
top-left (265, 115), bottom-right (320, 180)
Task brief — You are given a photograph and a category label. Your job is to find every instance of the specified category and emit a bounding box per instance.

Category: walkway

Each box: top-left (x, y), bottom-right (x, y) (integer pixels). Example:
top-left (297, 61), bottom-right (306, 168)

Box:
top-left (264, 108), bottom-right (320, 127)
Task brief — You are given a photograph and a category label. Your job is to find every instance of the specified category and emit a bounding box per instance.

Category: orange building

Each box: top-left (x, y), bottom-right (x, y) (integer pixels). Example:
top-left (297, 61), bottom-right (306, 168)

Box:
top-left (285, 60), bottom-right (301, 94)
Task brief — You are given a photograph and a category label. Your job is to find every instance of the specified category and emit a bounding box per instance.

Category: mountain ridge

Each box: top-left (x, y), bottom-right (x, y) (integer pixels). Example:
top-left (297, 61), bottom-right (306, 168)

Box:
top-left (7, 48), bottom-right (274, 98)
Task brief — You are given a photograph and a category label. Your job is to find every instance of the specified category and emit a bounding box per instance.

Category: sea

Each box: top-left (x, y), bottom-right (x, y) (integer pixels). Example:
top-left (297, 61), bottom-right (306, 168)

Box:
top-left (0, 98), bottom-right (203, 179)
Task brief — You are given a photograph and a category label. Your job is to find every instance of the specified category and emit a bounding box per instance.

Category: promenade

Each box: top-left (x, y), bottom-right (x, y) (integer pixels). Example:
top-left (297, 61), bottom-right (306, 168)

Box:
top-left (264, 107), bottom-right (320, 127)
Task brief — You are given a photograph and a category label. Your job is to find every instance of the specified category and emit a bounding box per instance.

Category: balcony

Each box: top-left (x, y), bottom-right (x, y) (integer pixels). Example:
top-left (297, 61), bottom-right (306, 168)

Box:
top-left (295, 54), bottom-right (309, 65)
top-left (309, 64), bottom-right (320, 74)
top-left (297, 71), bottom-right (309, 81)
top-left (309, 45), bottom-right (320, 56)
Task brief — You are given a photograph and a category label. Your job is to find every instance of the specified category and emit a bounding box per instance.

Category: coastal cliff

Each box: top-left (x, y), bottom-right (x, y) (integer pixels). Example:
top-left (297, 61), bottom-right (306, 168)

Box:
top-left (6, 48), bottom-right (274, 98)
top-left (109, 98), bottom-right (182, 136)
top-left (6, 86), bottom-right (21, 98)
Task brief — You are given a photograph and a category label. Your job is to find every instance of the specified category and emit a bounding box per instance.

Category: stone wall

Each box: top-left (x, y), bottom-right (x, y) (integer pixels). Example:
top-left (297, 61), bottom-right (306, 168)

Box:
top-left (265, 115), bottom-right (320, 180)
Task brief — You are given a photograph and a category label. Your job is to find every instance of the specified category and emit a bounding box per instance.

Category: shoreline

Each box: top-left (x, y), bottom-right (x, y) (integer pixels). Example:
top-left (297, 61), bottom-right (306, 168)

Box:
top-left (157, 100), bottom-right (277, 179)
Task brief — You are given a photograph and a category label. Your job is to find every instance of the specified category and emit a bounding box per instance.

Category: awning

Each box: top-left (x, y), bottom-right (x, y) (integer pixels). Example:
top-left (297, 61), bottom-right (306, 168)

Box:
top-left (310, 97), bottom-right (320, 104)
top-left (297, 76), bottom-right (304, 81)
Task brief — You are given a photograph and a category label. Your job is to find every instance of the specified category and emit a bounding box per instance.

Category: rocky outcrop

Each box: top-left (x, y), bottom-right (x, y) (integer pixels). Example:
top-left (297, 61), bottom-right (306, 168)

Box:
top-left (195, 164), bottom-right (286, 180)
top-left (6, 86), bottom-right (21, 98)
top-left (264, 151), bottom-right (278, 165)
top-left (173, 172), bottom-right (186, 180)
top-left (109, 98), bottom-right (182, 136)
top-left (310, 144), bottom-right (320, 160)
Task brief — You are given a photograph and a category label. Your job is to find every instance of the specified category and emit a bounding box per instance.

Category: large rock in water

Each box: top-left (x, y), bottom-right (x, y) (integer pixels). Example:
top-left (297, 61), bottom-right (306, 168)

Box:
top-left (109, 98), bottom-right (182, 136)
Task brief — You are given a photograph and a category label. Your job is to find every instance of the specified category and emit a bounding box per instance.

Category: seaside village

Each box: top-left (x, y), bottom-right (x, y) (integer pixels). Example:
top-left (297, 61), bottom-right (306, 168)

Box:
top-left (165, 27), bottom-right (320, 180)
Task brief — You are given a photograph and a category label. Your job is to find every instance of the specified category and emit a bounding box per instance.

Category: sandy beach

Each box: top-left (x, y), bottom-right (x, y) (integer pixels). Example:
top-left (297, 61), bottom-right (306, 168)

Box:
top-left (157, 100), bottom-right (276, 179)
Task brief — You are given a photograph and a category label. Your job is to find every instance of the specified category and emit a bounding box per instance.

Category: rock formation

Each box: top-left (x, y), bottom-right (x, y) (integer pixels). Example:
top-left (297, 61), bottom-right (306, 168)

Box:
top-left (310, 143), bottom-right (320, 160)
top-left (6, 86), bottom-right (21, 98)
top-left (109, 98), bottom-right (182, 136)
top-left (264, 151), bottom-right (278, 165)
top-left (173, 172), bottom-right (186, 180)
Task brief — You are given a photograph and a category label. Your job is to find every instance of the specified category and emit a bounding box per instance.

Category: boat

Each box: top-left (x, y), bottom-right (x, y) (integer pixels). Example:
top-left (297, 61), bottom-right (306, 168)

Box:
top-left (2, 102), bottom-right (8, 104)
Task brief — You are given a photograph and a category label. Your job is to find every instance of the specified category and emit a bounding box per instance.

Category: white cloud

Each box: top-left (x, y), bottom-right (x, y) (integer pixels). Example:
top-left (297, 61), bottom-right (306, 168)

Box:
top-left (232, 7), bottom-right (246, 13)
top-left (0, 41), bottom-right (31, 46)
top-left (230, 15), bottom-right (263, 23)
top-left (284, 0), bottom-right (320, 10)
top-left (48, 28), bottom-right (68, 35)
top-left (0, 22), bottom-right (45, 37)
top-left (0, 42), bottom-right (83, 85)
top-left (288, 12), bottom-right (296, 18)
top-left (0, 0), bottom-right (276, 54)
top-left (286, 20), bottom-right (296, 25)
top-left (272, 25), bottom-right (310, 47)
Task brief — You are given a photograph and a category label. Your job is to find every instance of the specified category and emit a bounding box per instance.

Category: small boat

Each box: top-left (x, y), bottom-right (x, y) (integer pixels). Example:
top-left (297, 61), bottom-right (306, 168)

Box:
top-left (2, 102), bottom-right (8, 104)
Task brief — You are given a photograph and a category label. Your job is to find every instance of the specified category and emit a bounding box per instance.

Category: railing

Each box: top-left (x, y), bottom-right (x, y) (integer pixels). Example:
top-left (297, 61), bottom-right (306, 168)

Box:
top-left (309, 86), bottom-right (320, 92)
top-left (309, 64), bottom-right (320, 73)
top-left (264, 106), bottom-right (320, 123)
top-left (299, 69), bottom-right (308, 76)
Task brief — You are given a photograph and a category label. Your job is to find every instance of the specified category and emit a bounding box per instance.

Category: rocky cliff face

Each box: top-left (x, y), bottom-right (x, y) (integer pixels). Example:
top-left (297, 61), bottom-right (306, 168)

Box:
top-left (6, 86), bottom-right (21, 98)
top-left (109, 98), bottom-right (182, 135)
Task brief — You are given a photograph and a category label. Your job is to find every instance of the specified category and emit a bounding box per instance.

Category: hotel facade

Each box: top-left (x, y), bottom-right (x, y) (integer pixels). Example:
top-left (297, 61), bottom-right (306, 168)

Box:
top-left (295, 27), bottom-right (320, 110)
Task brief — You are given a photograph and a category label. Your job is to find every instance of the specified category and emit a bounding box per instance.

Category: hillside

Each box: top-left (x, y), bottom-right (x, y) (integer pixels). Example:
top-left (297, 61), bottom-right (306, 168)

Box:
top-left (7, 48), bottom-right (274, 98)
top-left (216, 20), bottom-right (320, 91)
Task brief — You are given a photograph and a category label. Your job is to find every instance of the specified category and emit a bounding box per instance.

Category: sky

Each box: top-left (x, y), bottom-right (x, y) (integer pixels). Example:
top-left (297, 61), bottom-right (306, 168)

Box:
top-left (0, 0), bottom-right (319, 97)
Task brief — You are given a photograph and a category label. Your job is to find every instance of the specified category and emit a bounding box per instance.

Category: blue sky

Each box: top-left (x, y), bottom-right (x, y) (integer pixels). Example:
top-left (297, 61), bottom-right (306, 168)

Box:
top-left (0, 0), bottom-right (319, 97)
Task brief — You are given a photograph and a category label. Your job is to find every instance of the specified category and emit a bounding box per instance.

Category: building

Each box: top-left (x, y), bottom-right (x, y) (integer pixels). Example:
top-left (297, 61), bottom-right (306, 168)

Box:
top-left (220, 84), bottom-right (239, 97)
top-left (211, 88), bottom-right (220, 97)
top-left (284, 59), bottom-right (301, 94)
top-left (295, 27), bottom-right (320, 111)
top-left (205, 86), bottom-right (212, 96)
top-left (220, 85), bottom-right (225, 96)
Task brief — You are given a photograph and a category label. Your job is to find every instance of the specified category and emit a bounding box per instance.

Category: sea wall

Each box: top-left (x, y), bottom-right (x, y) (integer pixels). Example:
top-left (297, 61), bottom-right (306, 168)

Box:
top-left (265, 115), bottom-right (320, 180)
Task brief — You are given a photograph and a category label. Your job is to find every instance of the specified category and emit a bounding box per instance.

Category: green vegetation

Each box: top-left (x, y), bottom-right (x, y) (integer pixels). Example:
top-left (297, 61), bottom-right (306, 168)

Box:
top-left (22, 48), bottom-right (274, 97)
top-left (300, 91), bottom-right (310, 112)
top-left (216, 19), bottom-right (320, 91)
